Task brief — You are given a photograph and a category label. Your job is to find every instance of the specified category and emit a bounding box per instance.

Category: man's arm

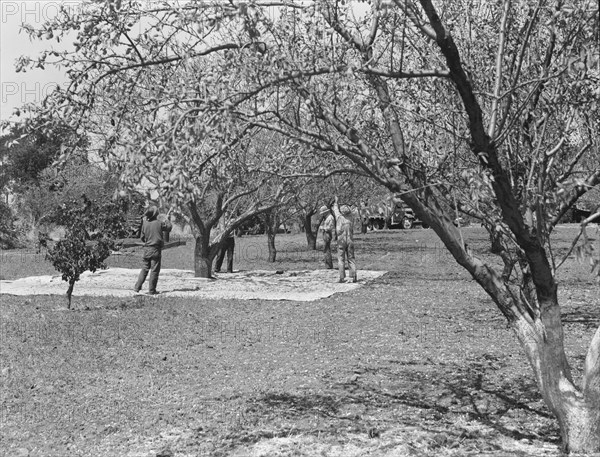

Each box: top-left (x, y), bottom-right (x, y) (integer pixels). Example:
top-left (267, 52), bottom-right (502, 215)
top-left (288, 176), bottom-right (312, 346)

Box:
top-left (137, 217), bottom-right (144, 240)
top-left (161, 219), bottom-right (173, 233)
top-left (140, 219), bottom-right (146, 242)
top-left (332, 196), bottom-right (342, 219)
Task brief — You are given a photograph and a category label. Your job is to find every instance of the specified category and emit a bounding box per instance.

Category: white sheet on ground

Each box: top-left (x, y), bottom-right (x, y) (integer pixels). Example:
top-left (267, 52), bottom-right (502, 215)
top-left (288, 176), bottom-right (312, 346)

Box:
top-left (0, 268), bottom-right (387, 301)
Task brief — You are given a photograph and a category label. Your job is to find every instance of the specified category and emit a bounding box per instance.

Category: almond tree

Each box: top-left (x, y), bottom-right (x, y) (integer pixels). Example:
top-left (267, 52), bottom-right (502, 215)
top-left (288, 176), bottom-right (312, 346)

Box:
top-left (15, 0), bottom-right (298, 278)
top-left (187, 0), bottom-right (597, 452)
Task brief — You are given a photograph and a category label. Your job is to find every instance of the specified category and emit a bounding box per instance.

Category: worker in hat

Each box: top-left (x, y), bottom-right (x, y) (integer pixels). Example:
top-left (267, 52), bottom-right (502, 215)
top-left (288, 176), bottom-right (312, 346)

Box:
top-left (213, 214), bottom-right (235, 274)
top-left (319, 204), bottom-right (336, 269)
top-left (134, 205), bottom-right (172, 295)
top-left (332, 196), bottom-right (357, 283)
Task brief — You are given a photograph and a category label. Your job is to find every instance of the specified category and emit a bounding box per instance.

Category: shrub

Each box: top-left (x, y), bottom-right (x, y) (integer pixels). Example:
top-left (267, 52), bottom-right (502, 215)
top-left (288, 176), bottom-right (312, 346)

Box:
top-left (46, 195), bottom-right (129, 308)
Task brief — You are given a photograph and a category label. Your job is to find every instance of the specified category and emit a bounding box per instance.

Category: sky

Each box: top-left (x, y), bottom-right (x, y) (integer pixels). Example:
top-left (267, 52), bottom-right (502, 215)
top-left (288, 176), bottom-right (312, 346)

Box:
top-left (1, 1), bottom-right (72, 127)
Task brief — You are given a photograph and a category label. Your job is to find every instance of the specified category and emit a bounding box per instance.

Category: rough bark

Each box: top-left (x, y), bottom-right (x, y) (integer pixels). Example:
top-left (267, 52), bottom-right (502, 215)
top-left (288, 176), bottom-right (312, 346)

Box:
top-left (194, 235), bottom-right (216, 278)
top-left (66, 279), bottom-right (75, 309)
top-left (267, 231), bottom-right (277, 262)
top-left (188, 201), bottom-right (219, 278)
top-left (515, 312), bottom-right (600, 454)
top-left (264, 209), bottom-right (278, 262)
top-left (584, 327), bottom-right (600, 400)
top-left (303, 211), bottom-right (317, 250)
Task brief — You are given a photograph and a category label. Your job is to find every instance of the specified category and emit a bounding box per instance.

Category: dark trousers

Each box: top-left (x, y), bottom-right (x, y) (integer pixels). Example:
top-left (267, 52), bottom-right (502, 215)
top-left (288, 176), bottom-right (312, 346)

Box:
top-left (134, 246), bottom-right (162, 292)
top-left (323, 231), bottom-right (334, 269)
top-left (215, 237), bottom-right (235, 273)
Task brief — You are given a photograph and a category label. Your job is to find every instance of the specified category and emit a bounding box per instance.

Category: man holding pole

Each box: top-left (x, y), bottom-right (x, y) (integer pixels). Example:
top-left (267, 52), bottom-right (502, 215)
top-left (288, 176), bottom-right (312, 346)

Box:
top-left (134, 206), bottom-right (172, 295)
top-left (319, 205), bottom-right (336, 269)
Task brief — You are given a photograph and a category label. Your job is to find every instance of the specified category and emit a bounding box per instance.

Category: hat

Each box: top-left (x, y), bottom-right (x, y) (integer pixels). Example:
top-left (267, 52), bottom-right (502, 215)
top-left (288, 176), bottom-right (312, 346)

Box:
top-left (340, 205), bottom-right (351, 215)
top-left (145, 206), bottom-right (159, 219)
top-left (319, 205), bottom-right (329, 215)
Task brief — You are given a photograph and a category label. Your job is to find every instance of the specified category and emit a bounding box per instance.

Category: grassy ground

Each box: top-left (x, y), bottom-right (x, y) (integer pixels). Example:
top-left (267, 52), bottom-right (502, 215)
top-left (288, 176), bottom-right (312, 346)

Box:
top-left (0, 226), bottom-right (599, 456)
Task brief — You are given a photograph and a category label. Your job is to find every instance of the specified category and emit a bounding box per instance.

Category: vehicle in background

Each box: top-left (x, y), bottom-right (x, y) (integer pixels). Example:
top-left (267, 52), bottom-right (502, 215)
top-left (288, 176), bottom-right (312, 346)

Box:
top-left (362, 197), bottom-right (429, 230)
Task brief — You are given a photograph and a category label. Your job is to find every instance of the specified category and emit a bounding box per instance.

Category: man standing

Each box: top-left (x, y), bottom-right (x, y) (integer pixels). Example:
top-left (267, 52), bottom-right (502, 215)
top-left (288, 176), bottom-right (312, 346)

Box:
top-left (213, 217), bottom-right (235, 274)
top-left (134, 206), bottom-right (172, 295)
top-left (319, 205), bottom-right (336, 269)
top-left (332, 196), bottom-right (357, 283)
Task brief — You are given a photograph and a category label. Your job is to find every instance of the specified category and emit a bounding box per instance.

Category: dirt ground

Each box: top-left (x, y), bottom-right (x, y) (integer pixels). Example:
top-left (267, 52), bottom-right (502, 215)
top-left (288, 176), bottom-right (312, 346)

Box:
top-left (0, 227), bottom-right (598, 457)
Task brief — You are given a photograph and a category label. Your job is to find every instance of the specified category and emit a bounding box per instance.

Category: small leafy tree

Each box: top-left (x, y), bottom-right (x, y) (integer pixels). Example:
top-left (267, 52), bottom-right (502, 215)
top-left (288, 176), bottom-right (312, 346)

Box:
top-left (46, 195), bottom-right (128, 308)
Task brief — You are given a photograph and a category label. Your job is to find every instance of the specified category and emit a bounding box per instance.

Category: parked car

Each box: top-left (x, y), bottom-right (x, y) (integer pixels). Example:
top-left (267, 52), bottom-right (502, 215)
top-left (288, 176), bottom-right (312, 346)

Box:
top-left (365, 202), bottom-right (428, 230)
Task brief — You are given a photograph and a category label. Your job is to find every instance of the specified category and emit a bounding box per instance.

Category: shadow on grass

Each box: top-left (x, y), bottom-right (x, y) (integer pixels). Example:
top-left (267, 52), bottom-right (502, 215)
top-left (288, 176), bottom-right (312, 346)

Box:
top-left (561, 306), bottom-right (600, 329)
top-left (213, 361), bottom-right (560, 454)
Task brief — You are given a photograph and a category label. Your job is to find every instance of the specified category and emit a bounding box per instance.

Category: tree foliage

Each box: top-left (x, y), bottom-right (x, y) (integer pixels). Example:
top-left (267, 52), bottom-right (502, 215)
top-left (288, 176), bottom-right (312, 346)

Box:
top-left (0, 121), bottom-right (86, 191)
top-left (46, 195), bottom-right (129, 308)
top-left (18, 158), bottom-right (113, 233)
top-left (14, 1), bottom-right (308, 276)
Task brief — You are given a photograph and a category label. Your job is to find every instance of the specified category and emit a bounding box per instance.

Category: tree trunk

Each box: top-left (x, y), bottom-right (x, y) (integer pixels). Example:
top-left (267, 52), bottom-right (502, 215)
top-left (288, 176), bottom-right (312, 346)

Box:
top-left (400, 190), bottom-right (600, 453)
top-left (360, 219), bottom-right (368, 234)
top-left (514, 312), bottom-right (600, 454)
top-left (303, 212), bottom-right (317, 250)
top-left (267, 231), bottom-right (277, 262)
top-left (264, 210), bottom-right (278, 262)
top-left (66, 279), bottom-right (75, 309)
top-left (489, 229), bottom-right (502, 254)
top-left (194, 236), bottom-right (214, 278)
top-left (305, 229), bottom-right (316, 250)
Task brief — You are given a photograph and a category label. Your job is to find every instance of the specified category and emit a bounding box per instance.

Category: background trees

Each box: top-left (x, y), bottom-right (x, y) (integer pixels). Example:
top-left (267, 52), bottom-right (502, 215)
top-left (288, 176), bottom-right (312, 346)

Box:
top-left (0, 122), bottom-right (79, 191)
top-left (19, 158), bottom-right (113, 237)
top-left (15, 0), bottom-right (600, 452)
top-left (0, 120), bottom-right (108, 242)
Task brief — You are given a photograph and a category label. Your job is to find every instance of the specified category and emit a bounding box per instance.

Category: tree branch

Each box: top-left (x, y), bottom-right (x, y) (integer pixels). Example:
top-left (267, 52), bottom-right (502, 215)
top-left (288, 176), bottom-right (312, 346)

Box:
top-left (418, 0), bottom-right (558, 304)
top-left (495, 2), bottom-right (542, 137)
top-left (555, 210), bottom-right (600, 271)
top-left (363, 68), bottom-right (450, 79)
top-left (488, 0), bottom-right (512, 139)
top-left (92, 43), bottom-right (248, 86)
top-left (366, 2), bottom-right (380, 47)
top-left (551, 169), bottom-right (600, 228)
top-left (188, 200), bottom-right (206, 236)
top-left (393, 0), bottom-right (437, 40)
top-left (556, 142), bottom-right (592, 184)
